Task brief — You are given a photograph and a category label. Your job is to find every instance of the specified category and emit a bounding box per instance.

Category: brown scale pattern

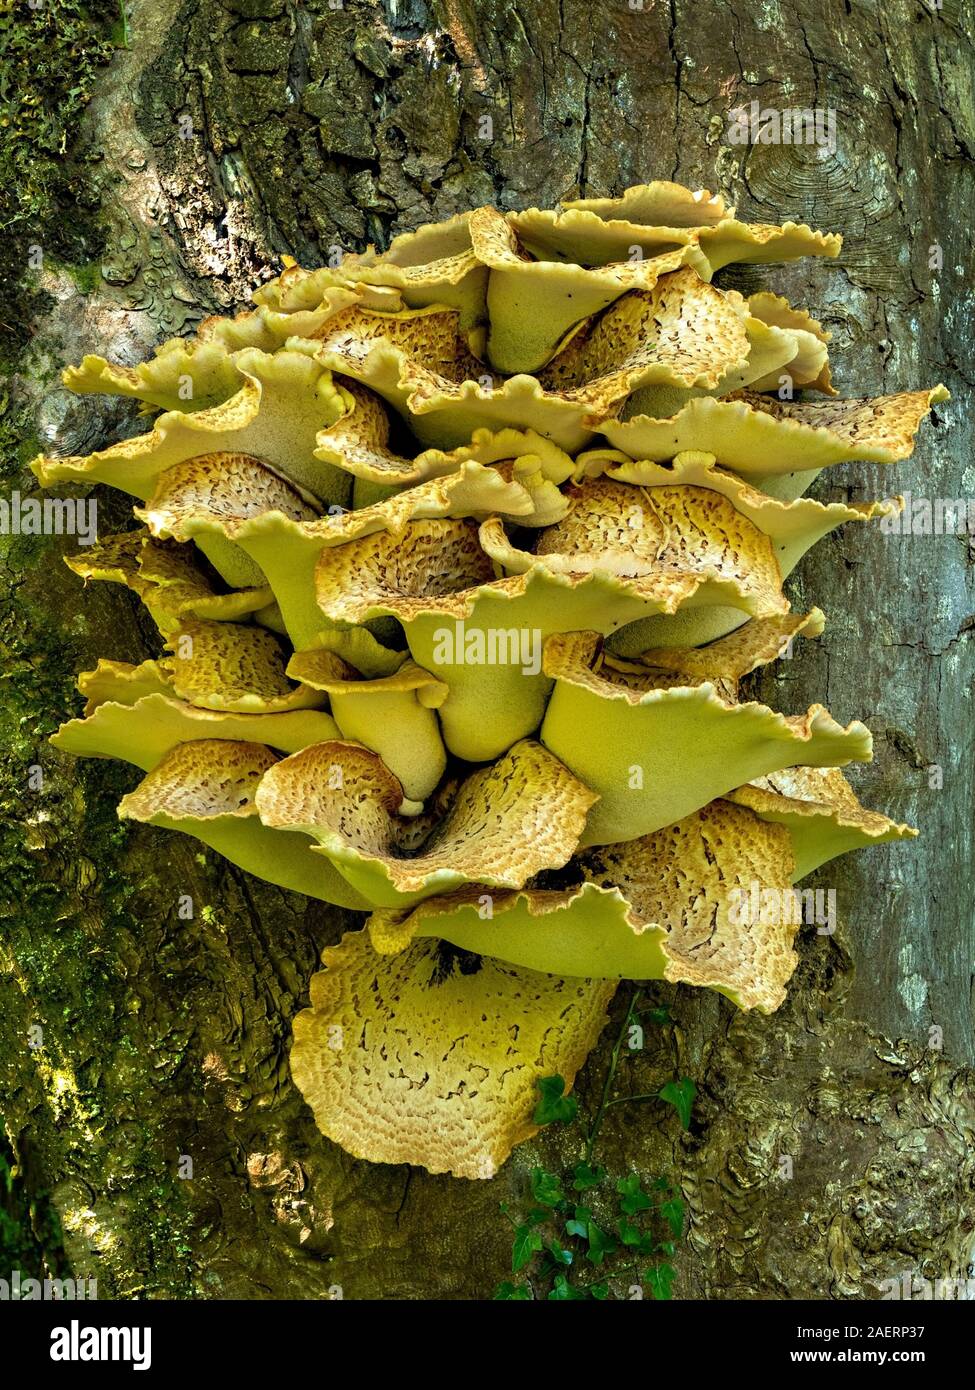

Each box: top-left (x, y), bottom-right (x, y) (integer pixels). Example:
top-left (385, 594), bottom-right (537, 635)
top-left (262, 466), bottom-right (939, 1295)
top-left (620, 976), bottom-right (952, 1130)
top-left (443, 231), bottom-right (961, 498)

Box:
top-left (538, 269), bottom-right (750, 399)
top-left (580, 801), bottom-right (798, 1012)
top-left (118, 738), bottom-right (278, 822)
top-left (533, 478), bottom-right (784, 606)
top-left (729, 387), bottom-right (950, 455)
top-left (315, 517), bottom-right (496, 623)
top-left (256, 738), bottom-right (595, 895)
top-left (144, 452), bottom-right (318, 534)
top-left (161, 620), bottom-right (323, 712)
top-left (290, 930), bottom-right (615, 1179)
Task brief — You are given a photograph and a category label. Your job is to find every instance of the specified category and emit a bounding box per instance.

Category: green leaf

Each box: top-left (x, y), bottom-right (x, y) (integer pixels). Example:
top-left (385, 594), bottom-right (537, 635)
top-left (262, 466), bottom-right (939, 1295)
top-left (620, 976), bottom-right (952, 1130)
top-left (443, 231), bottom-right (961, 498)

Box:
top-left (533, 1074), bottom-right (579, 1126)
top-left (530, 1166), bottom-right (566, 1208)
top-left (494, 1280), bottom-right (532, 1300)
top-left (571, 1161), bottom-right (606, 1192)
top-left (644, 1006), bottom-right (671, 1025)
top-left (512, 1224), bottom-right (544, 1273)
top-left (658, 1077), bottom-right (696, 1129)
top-left (590, 1282), bottom-right (610, 1300)
top-left (661, 1196), bottom-right (685, 1240)
top-left (565, 1204), bottom-right (593, 1239)
top-left (585, 1220), bottom-right (618, 1267)
top-left (548, 1273), bottom-right (586, 1301)
top-left (617, 1172), bottom-right (653, 1215)
top-left (644, 1263), bottom-right (676, 1301)
top-left (618, 1216), bottom-right (642, 1247)
top-left (546, 1239), bottom-right (574, 1267)
top-left (617, 1217), bottom-right (655, 1256)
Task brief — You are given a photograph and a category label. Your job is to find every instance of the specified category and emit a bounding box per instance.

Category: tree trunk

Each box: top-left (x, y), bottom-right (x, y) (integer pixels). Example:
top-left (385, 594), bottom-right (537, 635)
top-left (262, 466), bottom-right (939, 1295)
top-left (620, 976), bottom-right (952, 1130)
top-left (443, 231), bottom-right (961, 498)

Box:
top-left (2, 0), bottom-right (973, 1300)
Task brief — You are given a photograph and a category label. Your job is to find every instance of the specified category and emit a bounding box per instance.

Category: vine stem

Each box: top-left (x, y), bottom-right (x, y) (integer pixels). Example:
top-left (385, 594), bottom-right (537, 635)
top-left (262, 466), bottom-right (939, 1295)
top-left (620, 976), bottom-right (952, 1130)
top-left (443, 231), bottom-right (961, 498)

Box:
top-left (583, 985), bottom-right (643, 1164)
top-left (604, 1092), bottom-right (661, 1111)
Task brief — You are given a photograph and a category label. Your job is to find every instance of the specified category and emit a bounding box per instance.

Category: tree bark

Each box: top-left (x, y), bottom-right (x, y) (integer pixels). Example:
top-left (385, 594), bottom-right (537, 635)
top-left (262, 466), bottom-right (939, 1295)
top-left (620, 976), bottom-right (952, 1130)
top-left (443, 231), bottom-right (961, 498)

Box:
top-left (2, 0), bottom-right (973, 1300)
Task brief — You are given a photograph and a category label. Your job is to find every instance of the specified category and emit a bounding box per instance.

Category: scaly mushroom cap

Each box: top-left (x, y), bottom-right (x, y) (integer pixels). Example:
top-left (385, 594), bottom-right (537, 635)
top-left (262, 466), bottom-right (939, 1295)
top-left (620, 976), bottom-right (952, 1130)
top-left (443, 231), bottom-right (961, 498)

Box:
top-left (252, 260), bottom-right (404, 316)
top-left (577, 451), bottom-right (901, 571)
top-left (521, 182), bottom-right (841, 278)
top-left (370, 763), bottom-right (915, 1007)
top-left (76, 658), bottom-right (175, 716)
top-left (569, 450), bottom-right (900, 650)
top-left (313, 506), bottom-right (808, 761)
top-left (485, 475), bottom-right (787, 616)
top-left (254, 737), bottom-right (597, 908)
top-left (602, 385), bottom-right (949, 483)
top-left (53, 688), bottom-right (340, 768)
top-left (285, 650), bottom-right (449, 802)
top-left (42, 347), bottom-right (351, 507)
top-left (116, 738), bottom-right (368, 908)
top-left (727, 766), bottom-right (918, 879)
top-left (64, 530), bottom-right (273, 632)
top-left (467, 184), bottom-right (835, 374)
top-left (136, 449), bottom-right (544, 649)
top-left (368, 798), bottom-right (800, 1011)
top-left (314, 376), bottom-right (576, 496)
top-left (193, 274), bottom-right (403, 352)
top-left (159, 619), bottom-right (326, 714)
top-left (470, 204), bottom-right (709, 374)
top-left (339, 210), bottom-right (489, 329)
top-left (291, 930), bottom-right (615, 1179)
top-left (118, 736), bottom-right (277, 823)
top-left (541, 629), bottom-right (872, 845)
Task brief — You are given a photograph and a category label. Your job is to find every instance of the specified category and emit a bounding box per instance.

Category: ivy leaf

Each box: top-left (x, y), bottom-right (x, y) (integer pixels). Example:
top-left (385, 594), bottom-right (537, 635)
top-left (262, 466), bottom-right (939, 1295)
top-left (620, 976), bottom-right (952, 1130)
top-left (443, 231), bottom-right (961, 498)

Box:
top-left (533, 1074), bottom-right (578, 1125)
top-left (644, 1006), bottom-right (671, 1025)
top-left (618, 1216), bottom-right (643, 1248)
top-left (657, 1241), bottom-right (677, 1257)
top-left (585, 1221), bottom-right (618, 1267)
top-left (617, 1172), bottom-right (653, 1215)
top-left (530, 1166), bottom-right (565, 1208)
top-left (644, 1263), bottom-right (676, 1301)
top-left (658, 1077), bottom-right (696, 1129)
top-left (511, 1225), bottom-right (544, 1273)
top-left (571, 1160), bottom-right (606, 1192)
top-left (618, 1218), bottom-right (655, 1256)
top-left (565, 1205), bottom-right (591, 1240)
top-left (590, 1282), bottom-right (610, 1300)
top-left (548, 1274), bottom-right (586, 1300)
top-left (494, 1280), bottom-right (532, 1300)
top-left (661, 1196), bottom-right (685, 1240)
top-left (546, 1239), bottom-right (574, 1267)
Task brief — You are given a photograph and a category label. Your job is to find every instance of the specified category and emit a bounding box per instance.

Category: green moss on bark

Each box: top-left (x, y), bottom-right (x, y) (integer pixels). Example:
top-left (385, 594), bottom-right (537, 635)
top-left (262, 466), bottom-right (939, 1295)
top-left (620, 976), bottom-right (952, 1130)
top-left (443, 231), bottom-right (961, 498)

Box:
top-left (0, 0), bottom-right (117, 362)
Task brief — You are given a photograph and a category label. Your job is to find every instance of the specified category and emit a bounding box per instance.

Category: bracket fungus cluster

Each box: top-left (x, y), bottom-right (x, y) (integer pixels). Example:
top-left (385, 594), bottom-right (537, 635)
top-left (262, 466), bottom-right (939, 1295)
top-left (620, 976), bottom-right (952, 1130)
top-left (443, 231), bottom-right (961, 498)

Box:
top-left (36, 182), bottom-right (944, 1180)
